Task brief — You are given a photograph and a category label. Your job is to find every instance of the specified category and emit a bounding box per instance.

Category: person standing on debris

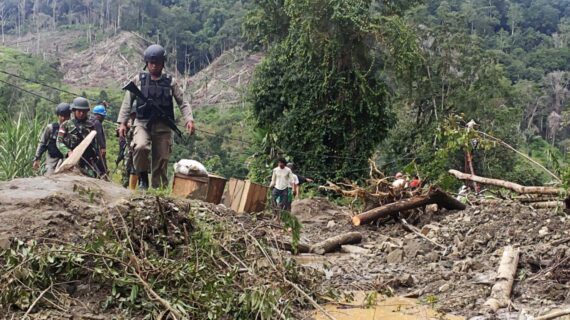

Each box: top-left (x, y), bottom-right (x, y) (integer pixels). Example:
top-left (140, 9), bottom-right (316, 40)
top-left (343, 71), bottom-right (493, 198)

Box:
top-left (57, 97), bottom-right (102, 178)
top-left (33, 103), bottom-right (71, 175)
top-left (117, 44), bottom-right (195, 189)
top-left (91, 104), bottom-right (108, 177)
top-left (270, 158), bottom-right (293, 212)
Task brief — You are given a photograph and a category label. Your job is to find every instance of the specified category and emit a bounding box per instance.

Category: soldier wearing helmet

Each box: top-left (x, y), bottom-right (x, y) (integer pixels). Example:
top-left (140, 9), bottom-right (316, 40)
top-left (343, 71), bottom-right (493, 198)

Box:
top-left (56, 97), bottom-right (103, 178)
top-left (91, 103), bottom-right (108, 175)
top-left (32, 102), bottom-right (71, 175)
top-left (117, 44), bottom-right (195, 189)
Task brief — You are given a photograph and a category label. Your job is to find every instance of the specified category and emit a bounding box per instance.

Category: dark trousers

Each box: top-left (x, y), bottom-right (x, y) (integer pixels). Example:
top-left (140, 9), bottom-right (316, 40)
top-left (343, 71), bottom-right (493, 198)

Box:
top-left (272, 187), bottom-right (289, 211)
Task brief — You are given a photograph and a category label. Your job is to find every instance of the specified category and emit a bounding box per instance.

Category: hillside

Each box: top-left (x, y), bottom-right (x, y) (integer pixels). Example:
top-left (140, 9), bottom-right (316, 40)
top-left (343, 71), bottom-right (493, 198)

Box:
top-left (188, 48), bottom-right (263, 108)
top-left (5, 30), bottom-right (148, 88)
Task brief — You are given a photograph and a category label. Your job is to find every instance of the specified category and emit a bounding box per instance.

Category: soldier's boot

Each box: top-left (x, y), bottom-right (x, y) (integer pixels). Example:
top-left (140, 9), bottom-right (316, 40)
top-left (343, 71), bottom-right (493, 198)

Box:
top-left (138, 172), bottom-right (149, 190)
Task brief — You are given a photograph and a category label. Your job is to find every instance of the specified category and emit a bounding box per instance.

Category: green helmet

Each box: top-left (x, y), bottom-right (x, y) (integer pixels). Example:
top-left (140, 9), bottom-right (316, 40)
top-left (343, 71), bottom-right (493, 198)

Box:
top-left (71, 97), bottom-right (90, 111)
top-left (55, 103), bottom-right (71, 116)
top-left (144, 44), bottom-right (166, 63)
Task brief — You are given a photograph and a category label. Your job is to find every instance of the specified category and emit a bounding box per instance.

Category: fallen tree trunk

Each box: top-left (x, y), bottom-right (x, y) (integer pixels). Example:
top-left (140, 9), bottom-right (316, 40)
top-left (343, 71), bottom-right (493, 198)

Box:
top-left (530, 201), bottom-right (564, 209)
top-left (55, 131), bottom-right (97, 174)
top-left (449, 170), bottom-right (561, 195)
top-left (352, 189), bottom-right (465, 226)
top-left (272, 240), bottom-right (311, 254)
top-left (310, 232), bottom-right (362, 255)
top-left (535, 308), bottom-right (570, 320)
top-left (483, 246), bottom-right (519, 313)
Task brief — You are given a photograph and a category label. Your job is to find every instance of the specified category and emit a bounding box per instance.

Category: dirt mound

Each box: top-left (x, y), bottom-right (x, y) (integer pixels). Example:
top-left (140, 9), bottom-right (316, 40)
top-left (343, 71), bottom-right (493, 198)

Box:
top-left (188, 48), bottom-right (263, 108)
top-left (0, 174), bottom-right (130, 246)
top-left (0, 177), bottom-right (326, 319)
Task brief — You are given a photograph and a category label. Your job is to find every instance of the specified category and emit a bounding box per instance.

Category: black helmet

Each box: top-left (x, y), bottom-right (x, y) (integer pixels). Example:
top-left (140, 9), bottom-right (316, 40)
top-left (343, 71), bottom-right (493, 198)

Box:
top-left (144, 44), bottom-right (166, 63)
top-left (71, 97), bottom-right (90, 111)
top-left (55, 103), bottom-right (71, 116)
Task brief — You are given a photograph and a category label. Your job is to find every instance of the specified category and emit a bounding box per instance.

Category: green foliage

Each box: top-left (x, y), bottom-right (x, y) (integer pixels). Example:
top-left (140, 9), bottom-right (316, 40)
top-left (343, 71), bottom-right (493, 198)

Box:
top-left (247, 0), bottom-right (420, 181)
top-left (0, 114), bottom-right (45, 181)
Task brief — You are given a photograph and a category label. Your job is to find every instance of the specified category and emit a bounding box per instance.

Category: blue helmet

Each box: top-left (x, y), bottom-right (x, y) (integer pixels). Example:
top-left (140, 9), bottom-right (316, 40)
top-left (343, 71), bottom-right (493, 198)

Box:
top-left (93, 105), bottom-right (107, 117)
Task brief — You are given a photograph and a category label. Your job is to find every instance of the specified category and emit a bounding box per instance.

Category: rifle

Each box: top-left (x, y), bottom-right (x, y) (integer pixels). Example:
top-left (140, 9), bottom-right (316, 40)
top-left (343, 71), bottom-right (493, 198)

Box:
top-left (122, 81), bottom-right (183, 138)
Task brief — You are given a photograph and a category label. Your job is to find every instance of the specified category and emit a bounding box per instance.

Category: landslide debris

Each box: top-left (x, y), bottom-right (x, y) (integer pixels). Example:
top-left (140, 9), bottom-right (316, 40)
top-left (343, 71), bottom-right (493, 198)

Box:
top-left (289, 197), bottom-right (570, 318)
top-left (0, 175), bottom-right (326, 319)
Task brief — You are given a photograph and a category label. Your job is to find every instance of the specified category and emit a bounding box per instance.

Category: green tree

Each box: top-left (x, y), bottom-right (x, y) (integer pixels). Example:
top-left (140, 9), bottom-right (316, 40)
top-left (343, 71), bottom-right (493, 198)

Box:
top-left (246, 0), bottom-right (419, 181)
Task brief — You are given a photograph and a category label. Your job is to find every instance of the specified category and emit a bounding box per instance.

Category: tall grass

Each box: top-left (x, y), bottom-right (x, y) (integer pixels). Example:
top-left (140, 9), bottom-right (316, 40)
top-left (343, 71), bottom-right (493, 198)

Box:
top-left (0, 114), bottom-right (45, 181)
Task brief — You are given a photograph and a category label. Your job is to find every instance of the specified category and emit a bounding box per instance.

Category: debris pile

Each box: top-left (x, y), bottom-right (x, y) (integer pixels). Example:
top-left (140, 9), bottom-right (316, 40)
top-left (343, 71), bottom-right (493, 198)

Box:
top-left (0, 176), bottom-right (329, 319)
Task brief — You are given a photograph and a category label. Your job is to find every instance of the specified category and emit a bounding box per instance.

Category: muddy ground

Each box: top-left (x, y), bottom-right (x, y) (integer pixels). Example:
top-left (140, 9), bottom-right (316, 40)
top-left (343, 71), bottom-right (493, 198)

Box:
top-left (289, 197), bottom-right (570, 319)
top-left (1, 175), bottom-right (569, 319)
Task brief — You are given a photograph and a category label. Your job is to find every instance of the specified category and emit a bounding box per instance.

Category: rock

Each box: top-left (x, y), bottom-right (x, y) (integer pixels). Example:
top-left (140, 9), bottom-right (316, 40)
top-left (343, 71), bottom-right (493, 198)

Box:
top-left (0, 237), bottom-right (11, 250)
top-left (340, 245), bottom-right (370, 254)
top-left (380, 240), bottom-right (402, 253)
top-left (386, 249), bottom-right (404, 264)
top-left (404, 239), bottom-right (423, 258)
top-left (426, 204), bottom-right (438, 215)
top-left (326, 220), bottom-right (336, 229)
top-left (438, 283), bottom-right (450, 292)
top-left (539, 226), bottom-right (549, 236)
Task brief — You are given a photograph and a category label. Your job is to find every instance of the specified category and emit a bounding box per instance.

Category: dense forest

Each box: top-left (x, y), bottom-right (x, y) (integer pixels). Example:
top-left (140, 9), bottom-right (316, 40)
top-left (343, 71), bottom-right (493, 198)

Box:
top-left (1, 0), bottom-right (570, 188)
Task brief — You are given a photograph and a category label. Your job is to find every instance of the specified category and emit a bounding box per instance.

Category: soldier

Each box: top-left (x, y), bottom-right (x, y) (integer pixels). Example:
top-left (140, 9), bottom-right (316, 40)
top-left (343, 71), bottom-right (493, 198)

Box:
top-left (32, 103), bottom-right (71, 175)
top-left (91, 104), bottom-right (108, 177)
top-left (120, 106), bottom-right (137, 188)
top-left (117, 44), bottom-right (195, 189)
top-left (57, 97), bottom-right (102, 178)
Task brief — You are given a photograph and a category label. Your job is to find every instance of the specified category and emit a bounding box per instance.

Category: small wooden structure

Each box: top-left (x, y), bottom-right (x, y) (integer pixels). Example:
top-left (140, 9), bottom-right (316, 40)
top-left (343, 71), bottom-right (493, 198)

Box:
top-left (223, 178), bottom-right (268, 213)
top-left (171, 174), bottom-right (227, 205)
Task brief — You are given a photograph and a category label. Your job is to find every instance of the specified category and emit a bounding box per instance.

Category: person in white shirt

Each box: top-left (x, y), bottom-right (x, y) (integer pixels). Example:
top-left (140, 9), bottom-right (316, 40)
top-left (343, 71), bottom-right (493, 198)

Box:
top-left (269, 158), bottom-right (293, 211)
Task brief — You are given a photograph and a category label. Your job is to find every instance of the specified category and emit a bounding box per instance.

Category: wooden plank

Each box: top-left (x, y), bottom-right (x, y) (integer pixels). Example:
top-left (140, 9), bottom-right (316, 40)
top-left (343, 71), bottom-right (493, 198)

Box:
top-left (171, 174), bottom-right (208, 200)
top-left (238, 180), bottom-right (252, 213)
top-left (231, 179), bottom-right (245, 212)
top-left (222, 178), bottom-right (236, 207)
top-left (55, 131), bottom-right (97, 174)
top-left (206, 175), bottom-right (227, 204)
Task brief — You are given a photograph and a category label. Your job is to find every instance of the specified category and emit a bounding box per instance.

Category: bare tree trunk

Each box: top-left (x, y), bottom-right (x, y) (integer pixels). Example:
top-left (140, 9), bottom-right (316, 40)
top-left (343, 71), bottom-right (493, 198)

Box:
top-left (0, 4), bottom-right (5, 45)
top-left (482, 246), bottom-right (519, 313)
top-left (449, 170), bottom-right (562, 195)
top-left (52, 0), bottom-right (58, 30)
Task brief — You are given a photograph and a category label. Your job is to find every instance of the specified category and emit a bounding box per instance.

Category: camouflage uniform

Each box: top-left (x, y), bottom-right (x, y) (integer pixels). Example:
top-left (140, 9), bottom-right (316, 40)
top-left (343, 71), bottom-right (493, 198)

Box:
top-left (56, 118), bottom-right (101, 178)
top-left (121, 122), bottom-right (135, 187)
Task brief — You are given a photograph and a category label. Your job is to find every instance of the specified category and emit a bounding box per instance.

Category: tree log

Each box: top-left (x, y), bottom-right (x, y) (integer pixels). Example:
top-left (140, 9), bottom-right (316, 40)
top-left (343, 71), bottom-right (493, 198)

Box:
top-left (55, 131), bottom-right (97, 174)
top-left (535, 308), bottom-right (570, 320)
top-left (483, 246), bottom-right (519, 313)
top-left (271, 239), bottom-right (311, 254)
top-left (530, 201), bottom-right (564, 209)
top-left (310, 232), bottom-right (362, 255)
top-left (352, 189), bottom-right (465, 226)
top-left (449, 170), bottom-right (561, 195)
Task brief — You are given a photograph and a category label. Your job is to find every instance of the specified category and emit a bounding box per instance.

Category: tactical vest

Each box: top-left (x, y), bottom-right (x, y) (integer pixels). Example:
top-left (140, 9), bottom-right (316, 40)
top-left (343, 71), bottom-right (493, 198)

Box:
top-left (136, 72), bottom-right (174, 120)
top-left (47, 123), bottom-right (63, 159)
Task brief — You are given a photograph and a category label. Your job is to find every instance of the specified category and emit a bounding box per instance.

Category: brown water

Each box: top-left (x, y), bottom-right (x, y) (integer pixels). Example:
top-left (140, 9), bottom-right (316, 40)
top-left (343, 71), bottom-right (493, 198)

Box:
top-left (314, 292), bottom-right (464, 320)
